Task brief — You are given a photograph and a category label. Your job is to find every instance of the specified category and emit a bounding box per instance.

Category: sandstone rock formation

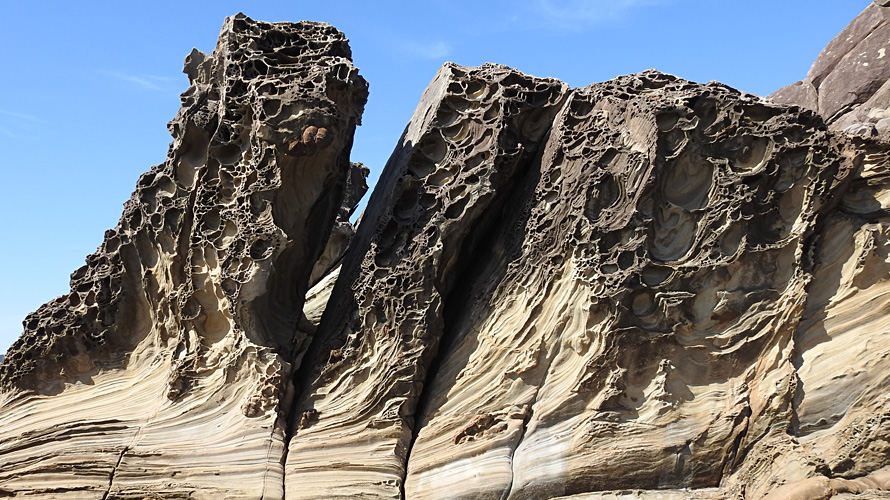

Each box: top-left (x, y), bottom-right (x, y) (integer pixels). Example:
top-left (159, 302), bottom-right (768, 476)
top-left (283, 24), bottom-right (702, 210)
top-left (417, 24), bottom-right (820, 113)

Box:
top-left (284, 67), bottom-right (890, 500)
top-left (286, 63), bottom-right (570, 499)
top-left (3, 8), bottom-right (890, 500)
top-left (771, 1), bottom-right (890, 139)
top-left (0, 14), bottom-right (367, 498)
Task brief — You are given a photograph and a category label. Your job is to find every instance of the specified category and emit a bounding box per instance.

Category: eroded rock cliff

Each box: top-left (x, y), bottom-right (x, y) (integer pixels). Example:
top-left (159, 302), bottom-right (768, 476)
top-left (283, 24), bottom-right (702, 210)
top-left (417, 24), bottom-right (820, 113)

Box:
top-left (0, 14), bottom-right (367, 499)
top-left (2, 7), bottom-right (890, 500)
top-left (284, 66), bottom-right (890, 499)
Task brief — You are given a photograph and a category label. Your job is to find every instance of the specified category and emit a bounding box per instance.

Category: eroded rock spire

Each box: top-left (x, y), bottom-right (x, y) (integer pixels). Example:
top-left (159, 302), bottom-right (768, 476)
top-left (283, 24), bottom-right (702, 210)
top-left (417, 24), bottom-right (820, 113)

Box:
top-left (0, 14), bottom-right (367, 498)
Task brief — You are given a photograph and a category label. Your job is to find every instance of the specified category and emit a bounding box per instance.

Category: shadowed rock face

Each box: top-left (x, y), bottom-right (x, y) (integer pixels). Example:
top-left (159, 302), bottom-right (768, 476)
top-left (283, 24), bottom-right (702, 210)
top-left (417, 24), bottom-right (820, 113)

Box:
top-left (3, 10), bottom-right (890, 500)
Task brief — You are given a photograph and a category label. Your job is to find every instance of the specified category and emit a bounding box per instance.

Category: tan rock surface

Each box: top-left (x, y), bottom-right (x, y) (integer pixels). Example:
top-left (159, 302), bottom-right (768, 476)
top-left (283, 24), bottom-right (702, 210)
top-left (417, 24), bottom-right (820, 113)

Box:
top-left (0, 14), bottom-right (367, 499)
top-left (3, 10), bottom-right (890, 500)
top-left (310, 67), bottom-right (889, 499)
top-left (284, 62), bottom-right (570, 499)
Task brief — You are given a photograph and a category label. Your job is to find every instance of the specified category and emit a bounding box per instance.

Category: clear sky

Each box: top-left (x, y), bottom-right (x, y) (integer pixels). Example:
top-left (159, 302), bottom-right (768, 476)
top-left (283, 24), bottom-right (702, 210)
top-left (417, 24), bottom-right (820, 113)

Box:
top-left (0, 0), bottom-right (871, 353)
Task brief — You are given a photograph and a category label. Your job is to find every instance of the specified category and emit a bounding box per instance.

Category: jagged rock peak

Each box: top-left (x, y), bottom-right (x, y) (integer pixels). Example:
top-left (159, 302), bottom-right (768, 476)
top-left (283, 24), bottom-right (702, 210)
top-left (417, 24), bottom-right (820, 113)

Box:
top-left (0, 14), bottom-right (367, 499)
top-left (770, 1), bottom-right (890, 139)
top-left (0, 13), bottom-right (367, 392)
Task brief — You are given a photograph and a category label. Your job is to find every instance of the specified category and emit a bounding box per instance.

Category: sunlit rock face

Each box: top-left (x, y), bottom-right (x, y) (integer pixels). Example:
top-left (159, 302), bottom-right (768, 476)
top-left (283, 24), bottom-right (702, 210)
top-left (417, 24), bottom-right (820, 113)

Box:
top-left (0, 14), bottom-right (367, 499)
top-left (3, 9), bottom-right (890, 500)
top-left (771, 1), bottom-right (890, 140)
top-left (285, 62), bottom-right (571, 499)
top-left (290, 65), bottom-right (890, 500)
top-left (402, 73), bottom-right (836, 500)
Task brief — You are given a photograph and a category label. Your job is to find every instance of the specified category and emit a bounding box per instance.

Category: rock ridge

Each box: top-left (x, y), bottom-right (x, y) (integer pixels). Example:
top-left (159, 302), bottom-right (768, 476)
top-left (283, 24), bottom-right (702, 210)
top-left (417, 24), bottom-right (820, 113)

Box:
top-left (771, 1), bottom-right (890, 140)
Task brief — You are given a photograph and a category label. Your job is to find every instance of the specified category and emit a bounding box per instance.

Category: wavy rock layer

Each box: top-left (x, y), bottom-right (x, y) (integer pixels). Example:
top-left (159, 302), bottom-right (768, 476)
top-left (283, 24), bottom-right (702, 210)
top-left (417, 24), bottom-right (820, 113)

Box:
top-left (3, 10), bottom-right (890, 500)
top-left (406, 73), bottom-right (834, 499)
top-left (287, 64), bottom-right (890, 499)
top-left (0, 14), bottom-right (367, 499)
top-left (285, 63), bottom-right (570, 499)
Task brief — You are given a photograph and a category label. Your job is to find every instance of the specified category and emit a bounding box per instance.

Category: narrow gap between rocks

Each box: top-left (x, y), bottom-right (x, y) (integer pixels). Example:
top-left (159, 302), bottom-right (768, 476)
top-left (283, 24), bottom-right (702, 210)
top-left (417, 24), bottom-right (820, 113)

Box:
top-left (401, 113), bottom-right (565, 500)
top-left (277, 164), bottom-right (356, 499)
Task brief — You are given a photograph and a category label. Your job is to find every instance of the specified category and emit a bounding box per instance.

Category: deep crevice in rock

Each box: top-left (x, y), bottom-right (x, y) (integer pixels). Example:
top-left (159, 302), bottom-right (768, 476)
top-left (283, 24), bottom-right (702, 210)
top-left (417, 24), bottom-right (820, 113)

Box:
top-left (6, 6), bottom-right (890, 499)
top-left (400, 119), bottom-right (555, 500)
top-left (101, 446), bottom-right (129, 500)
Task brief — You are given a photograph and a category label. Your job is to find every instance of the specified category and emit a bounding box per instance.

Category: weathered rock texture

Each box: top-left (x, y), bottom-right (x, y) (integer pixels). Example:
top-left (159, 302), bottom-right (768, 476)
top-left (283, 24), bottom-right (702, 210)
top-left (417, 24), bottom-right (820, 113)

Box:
top-left (283, 65), bottom-right (890, 500)
top-left (286, 63), bottom-right (570, 499)
top-left (0, 14), bottom-right (367, 499)
top-left (771, 1), bottom-right (890, 139)
top-left (3, 8), bottom-right (890, 500)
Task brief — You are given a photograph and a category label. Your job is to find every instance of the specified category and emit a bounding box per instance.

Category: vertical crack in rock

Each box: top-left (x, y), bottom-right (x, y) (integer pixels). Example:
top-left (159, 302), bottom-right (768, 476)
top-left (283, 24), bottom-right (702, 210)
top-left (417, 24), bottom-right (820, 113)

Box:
top-left (284, 63), bottom-right (569, 499)
top-left (100, 446), bottom-right (129, 500)
top-left (401, 169), bottom-right (522, 500)
top-left (710, 134), bottom-right (864, 497)
top-left (0, 14), bottom-right (367, 499)
top-left (720, 402), bottom-right (752, 479)
top-left (400, 114), bottom-right (559, 500)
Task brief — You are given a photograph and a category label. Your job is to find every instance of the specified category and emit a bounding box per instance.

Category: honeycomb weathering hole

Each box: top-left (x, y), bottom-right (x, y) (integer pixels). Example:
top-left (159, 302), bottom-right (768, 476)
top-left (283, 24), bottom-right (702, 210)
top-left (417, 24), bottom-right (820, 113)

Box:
top-left (662, 151), bottom-right (714, 210)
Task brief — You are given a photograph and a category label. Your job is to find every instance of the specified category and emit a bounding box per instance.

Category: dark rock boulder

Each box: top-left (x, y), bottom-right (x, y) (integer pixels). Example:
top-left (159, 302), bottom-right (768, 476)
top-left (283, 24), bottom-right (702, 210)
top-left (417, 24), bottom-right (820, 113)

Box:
top-left (771, 1), bottom-right (890, 139)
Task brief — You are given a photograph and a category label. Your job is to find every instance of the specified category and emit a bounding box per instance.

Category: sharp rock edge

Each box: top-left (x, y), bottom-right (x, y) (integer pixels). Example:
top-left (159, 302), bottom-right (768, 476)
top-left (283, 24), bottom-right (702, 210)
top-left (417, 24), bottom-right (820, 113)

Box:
top-left (4, 5), bottom-right (890, 500)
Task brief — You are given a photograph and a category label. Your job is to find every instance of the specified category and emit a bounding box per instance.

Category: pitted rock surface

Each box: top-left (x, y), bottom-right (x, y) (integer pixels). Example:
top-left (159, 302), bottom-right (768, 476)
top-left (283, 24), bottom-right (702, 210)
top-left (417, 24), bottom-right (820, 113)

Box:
top-left (3, 9), bottom-right (890, 500)
top-left (0, 13), bottom-right (367, 499)
top-left (403, 72), bottom-right (841, 499)
top-left (284, 62), bottom-right (570, 499)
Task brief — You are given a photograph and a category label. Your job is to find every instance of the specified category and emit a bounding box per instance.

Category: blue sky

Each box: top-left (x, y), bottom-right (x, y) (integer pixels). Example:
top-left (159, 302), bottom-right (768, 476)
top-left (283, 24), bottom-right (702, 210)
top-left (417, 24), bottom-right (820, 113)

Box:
top-left (0, 0), bottom-right (870, 353)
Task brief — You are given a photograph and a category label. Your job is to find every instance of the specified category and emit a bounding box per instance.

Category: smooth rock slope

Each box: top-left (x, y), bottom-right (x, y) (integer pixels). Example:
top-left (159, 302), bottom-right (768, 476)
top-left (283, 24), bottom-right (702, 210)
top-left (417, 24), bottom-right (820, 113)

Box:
top-left (3, 6), bottom-right (890, 500)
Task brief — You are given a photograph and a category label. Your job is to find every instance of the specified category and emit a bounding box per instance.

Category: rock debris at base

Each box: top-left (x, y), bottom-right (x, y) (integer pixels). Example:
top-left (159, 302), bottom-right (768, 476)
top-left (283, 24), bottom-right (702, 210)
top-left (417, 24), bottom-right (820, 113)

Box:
top-left (3, 4), bottom-right (890, 500)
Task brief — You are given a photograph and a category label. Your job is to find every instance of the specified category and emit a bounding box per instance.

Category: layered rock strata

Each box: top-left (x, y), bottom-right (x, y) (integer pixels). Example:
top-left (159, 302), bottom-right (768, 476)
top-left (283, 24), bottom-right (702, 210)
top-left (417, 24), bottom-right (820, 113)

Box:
top-left (403, 72), bottom-right (833, 499)
top-left (285, 65), bottom-right (890, 499)
top-left (4, 10), bottom-right (890, 500)
top-left (771, 1), bottom-right (890, 139)
top-left (0, 14), bottom-right (367, 499)
top-left (285, 63), bottom-right (570, 499)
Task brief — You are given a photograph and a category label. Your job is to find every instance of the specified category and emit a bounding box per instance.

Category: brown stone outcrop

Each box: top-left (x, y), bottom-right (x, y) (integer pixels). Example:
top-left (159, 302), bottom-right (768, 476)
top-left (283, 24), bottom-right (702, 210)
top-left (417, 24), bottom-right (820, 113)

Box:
top-left (0, 14), bottom-right (367, 498)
